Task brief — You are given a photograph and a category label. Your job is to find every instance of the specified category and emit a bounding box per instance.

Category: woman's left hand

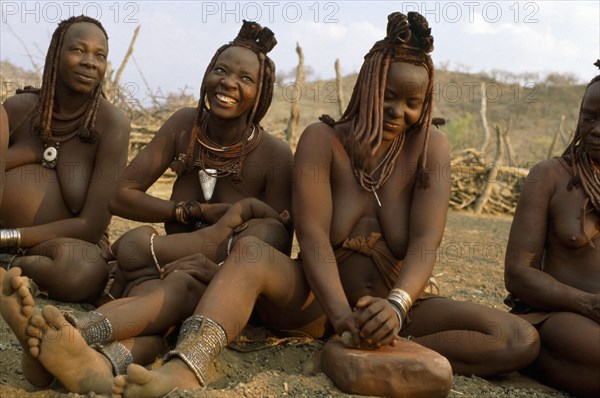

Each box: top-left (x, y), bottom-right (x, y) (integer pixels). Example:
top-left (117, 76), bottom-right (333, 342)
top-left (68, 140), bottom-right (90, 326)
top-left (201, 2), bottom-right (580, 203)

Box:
top-left (354, 295), bottom-right (400, 348)
top-left (161, 252), bottom-right (219, 284)
top-left (193, 203), bottom-right (231, 225)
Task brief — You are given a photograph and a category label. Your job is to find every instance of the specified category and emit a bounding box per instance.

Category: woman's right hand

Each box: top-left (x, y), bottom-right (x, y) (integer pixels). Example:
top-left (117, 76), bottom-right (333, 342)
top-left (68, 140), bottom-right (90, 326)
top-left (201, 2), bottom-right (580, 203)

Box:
top-left (354, 295), bottom-right (400, 348)
top-left (334, 310), bottom-right (363, 349)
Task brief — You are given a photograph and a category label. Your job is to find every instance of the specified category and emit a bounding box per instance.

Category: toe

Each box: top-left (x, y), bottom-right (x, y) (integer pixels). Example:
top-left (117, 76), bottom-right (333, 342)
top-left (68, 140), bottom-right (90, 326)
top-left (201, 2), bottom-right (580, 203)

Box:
top-left (29, 313), bottom-right (46, 330)
top-left (29, 344), bottom-right (40, 358)
top-left (41, 305), bottom-right (68, 330)
top-left (17, 284), bottom-right (29, 298)
top-left (22, 304), bottom-right (34, 317)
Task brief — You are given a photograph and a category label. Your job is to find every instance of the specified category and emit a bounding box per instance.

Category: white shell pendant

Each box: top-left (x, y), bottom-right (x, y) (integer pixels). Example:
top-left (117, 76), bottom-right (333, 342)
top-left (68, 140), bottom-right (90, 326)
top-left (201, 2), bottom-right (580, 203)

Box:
top-left (198, 168), bottom-right (217, 201)
top-left (42, 144), bottom-right (59, 168)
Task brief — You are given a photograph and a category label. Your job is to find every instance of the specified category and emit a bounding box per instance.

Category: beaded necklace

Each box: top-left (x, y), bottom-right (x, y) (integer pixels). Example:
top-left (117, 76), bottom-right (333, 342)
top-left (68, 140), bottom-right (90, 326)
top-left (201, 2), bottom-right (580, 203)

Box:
top-left (196, 114), bottom-right (262, 178)
top-left (352, 132), bottom-right (406, 206)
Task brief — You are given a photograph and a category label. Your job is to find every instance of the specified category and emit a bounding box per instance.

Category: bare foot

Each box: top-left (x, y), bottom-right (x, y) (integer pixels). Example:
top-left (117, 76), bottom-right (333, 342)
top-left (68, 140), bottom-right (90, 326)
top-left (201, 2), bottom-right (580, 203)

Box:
top-left (26, 304), bottom-right (114, 394)
top-left (0, 267), bottom-right (54, 387)
top-left (112, 359), bottom-right (200, 398)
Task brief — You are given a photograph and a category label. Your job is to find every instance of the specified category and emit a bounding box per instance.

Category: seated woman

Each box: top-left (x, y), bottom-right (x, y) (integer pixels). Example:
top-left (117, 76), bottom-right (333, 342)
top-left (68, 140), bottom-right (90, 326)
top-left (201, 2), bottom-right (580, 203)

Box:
top-left (504, 61), bottom-right (600, 397)
top-left (111, 12), bottom-right (539, 398)
top-left (102, 19), bottom-right (292, 300)
top-left (1, 21), bottom-right (292, 395)
top-left (0, 16), bottom-right (130, 302)
top-left (0, 198), bottom-right (289, 394)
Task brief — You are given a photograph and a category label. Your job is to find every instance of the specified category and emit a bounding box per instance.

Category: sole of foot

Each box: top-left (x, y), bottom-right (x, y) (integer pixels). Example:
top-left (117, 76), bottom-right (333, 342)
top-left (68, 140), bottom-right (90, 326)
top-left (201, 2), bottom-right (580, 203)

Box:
top-left (27, 304), bottom-right (115, 394)
top-left (0, 267), bottom-right (54, 387)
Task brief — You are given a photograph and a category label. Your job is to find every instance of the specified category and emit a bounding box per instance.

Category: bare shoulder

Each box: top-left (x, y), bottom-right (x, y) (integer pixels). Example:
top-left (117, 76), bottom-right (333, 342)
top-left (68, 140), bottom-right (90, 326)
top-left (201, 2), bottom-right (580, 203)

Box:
top-left (527, 158), bottom-right (566, 181)
top-left (166, 106), bottom-right (197, 122)
top-left (2, 92), bottom-right (37, 128)
top-left (522, 158), bottom-right (567, 196)
top-left (297, 121), bottom-right (340, 150)
top-left (427, 127), bottom-right (450, 159)
top-left (429, 128), bottom-right (449, 149)
top-left (258, 128), bottom-right (292, 158)
top-left (156, 107), bottom-right (197, 136)
top-left (97, 97), bottom-right (130, 131)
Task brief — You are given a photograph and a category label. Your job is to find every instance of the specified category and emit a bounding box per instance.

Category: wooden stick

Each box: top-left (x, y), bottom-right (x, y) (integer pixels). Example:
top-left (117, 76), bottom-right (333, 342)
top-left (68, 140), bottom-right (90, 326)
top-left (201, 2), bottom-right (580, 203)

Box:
top-left (113, 26), bottom-right (141, 88)
top-left (547, 115), bottom-right (565, 159)
top-left (335, 58), bottom-right (345, 117)
top-left (479, 84), bottom-right (491, 153)
top-left (473, 125), bottom-right (503, 214)
top-left (285, 42), bottom-right (304, 145)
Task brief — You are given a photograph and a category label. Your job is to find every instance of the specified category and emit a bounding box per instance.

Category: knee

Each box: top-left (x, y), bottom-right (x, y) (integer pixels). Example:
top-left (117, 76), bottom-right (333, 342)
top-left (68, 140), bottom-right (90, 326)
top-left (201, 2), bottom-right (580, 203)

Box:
top-left (117, 226), bottom-right (157, 255)
top-left (227, 236), bottom-right (277, 269)
top-left (491, 316), bottom-right (540, 371)
top-left (219, 236), bottom-right (278, 289)
top-left (115, 226), bottom-right (158, 271)
top-left (507, 317), bottom-right (540, 359)
top-left (53, 255), bottom-right (109, 302)
top-left (164, 270), bottom-right (206, 299)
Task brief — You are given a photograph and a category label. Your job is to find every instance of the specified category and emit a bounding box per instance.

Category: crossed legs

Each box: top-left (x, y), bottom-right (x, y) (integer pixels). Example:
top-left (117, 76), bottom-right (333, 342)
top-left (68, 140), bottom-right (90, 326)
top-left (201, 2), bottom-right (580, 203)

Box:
top-left (402, 297), bottom-right (540, 377)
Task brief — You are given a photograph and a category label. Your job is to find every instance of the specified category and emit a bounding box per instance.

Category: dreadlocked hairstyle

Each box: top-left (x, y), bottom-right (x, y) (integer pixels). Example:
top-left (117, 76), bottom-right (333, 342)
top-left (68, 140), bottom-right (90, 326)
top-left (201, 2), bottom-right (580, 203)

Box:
top-left (17, 15), bottom-right (108, 144)
top-left (184, 20), bottom-right (277, 171)
top-left (561, 60), bottom-right (600, 234)
top-left (328, 11), bottom-right (435, 190)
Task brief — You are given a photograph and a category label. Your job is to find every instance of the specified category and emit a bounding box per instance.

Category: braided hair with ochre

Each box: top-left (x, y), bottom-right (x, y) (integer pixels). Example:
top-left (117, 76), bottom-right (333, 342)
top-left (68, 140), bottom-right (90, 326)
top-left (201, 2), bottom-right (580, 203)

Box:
top-left (184, 20), bottom-right (277, 172)
top-left (561, 60), bottom-right (600, 243)
top-left (18, 15), bottom-right (108, 144)
top-left (323, 12), bottom-right (435, 191)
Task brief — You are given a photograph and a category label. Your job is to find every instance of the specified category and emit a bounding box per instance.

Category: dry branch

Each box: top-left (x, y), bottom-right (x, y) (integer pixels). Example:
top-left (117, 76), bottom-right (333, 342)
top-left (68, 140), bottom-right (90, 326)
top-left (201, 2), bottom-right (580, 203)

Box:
top-left (473, 125), bottom-right (504, 214)
top-left (501, 119), bottom-right (516, 164)
top-left (133, 55), bottom-right (161, 108)
top-left (450, 146), bottom-right (527, 216)
top-left (113, 26), bottom-right (141, 89)
top-left (335, 58), bottom-right (345, 117)
top-left (285, 42), bottom-right (304, 145)
top-left (547, 115), bottom-right (565, 159)
top-left (5, 22), bottom-right (41, 77)
top-left (479, 84), bottom-right (491, 153)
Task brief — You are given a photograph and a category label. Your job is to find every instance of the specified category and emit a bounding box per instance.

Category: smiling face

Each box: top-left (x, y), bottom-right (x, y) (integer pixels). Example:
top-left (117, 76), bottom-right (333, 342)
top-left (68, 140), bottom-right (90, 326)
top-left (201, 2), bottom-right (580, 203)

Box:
top-left (382, 62), bottom-right (429, 142)
top-left (579, 80), bottom-right (600, 160)
top-left (205, 46), bottom-right (260, 121)
top-left (57, 22), bottom-right (108, 95)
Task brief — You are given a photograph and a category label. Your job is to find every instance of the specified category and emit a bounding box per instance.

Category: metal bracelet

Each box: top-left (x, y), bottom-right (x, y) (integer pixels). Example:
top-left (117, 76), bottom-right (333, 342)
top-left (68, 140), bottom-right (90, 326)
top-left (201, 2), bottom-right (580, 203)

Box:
top-left (64, 311), bottom-right (113, 345)
top-left (94, 341), bottom-right (133, 375)
top-left (386, 299), bottom-right (404, 331)
top-left (387, 288), bottom-right (413, 321)
top-left (175, 201), bottom-right (187, 224)
top-left (0, 229), bottom-right (21, 249)
top-left (183, 201), bottom-right (202, 224)
top-left (164, 315), bottom-right (227, 386)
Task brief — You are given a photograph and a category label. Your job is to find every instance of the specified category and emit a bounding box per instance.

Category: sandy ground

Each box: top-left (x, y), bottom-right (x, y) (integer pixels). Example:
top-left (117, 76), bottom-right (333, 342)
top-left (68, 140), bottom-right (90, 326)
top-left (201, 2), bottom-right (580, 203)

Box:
top-left (0, 181), bottom-right (575, 397)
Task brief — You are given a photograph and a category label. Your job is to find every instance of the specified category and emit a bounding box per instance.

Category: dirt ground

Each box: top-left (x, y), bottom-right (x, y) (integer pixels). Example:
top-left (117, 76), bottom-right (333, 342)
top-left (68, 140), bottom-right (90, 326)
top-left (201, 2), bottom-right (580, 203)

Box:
top-left (0, 180), bottom-right (574, 398)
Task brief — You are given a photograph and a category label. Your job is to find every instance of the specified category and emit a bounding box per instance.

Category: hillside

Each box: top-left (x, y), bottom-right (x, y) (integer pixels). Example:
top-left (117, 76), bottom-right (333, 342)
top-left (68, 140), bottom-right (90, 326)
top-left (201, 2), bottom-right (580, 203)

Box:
top-left (263, 68), bottom-right (586, 164)
top-left (1, 61), bottom-right (586, 165)
top-left (0, 61), bottom-right (40, 101)
top-left (0, 61), bottom-right (578, 397)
